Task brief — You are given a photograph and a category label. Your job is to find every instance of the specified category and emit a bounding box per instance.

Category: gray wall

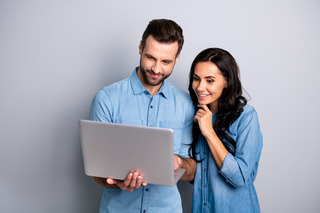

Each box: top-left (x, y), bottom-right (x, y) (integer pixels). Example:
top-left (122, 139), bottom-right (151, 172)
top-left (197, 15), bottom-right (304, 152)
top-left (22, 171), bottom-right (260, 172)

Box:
top-left (1, 1), bottom-right (319, 212)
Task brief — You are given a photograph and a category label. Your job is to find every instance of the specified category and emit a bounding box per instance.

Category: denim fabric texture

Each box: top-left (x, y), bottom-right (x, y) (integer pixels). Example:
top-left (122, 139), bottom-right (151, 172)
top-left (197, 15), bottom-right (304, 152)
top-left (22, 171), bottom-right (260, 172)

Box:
top-left (192, 105), bottom-right (263, 213)
top-left (90, 68), bottom-right (195, 213)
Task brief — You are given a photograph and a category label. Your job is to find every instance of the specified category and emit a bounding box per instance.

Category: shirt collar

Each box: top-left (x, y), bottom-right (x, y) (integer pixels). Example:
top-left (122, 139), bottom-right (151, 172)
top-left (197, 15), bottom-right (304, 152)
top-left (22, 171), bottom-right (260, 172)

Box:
top-left (130, 67), bottom-right (169, 98)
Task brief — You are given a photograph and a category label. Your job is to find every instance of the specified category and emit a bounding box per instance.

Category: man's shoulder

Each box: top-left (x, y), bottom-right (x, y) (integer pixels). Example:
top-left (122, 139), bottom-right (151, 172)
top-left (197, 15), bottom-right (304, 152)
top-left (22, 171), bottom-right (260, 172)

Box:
top-left (100, 77), bottom-right (131, 94)
top-left (164, 81), bottom-right (191, 101)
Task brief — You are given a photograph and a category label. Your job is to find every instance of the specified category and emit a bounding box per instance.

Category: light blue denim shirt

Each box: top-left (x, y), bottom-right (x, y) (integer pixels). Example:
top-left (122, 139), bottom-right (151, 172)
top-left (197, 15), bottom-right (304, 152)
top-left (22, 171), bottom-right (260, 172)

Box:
top-left (192, 105), bottom-right (263, 213)
top-left (89, 68), bottom-right (195, 213)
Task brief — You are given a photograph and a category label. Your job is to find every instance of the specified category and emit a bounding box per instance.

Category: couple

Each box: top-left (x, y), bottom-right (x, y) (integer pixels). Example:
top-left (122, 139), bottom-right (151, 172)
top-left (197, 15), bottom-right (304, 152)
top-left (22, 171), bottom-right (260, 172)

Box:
top-left (89, 19), bottom-right (263, 213)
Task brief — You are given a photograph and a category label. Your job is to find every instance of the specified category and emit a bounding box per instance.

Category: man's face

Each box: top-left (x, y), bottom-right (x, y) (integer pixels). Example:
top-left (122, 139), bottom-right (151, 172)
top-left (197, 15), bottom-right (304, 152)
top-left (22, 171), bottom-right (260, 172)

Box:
top-left (138, 36), bottom-right (180, 88)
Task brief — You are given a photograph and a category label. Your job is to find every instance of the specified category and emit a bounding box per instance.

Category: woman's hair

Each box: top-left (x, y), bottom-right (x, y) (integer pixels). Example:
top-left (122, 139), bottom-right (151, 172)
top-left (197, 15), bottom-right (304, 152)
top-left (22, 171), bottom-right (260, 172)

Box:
top-left (188, 48), bottom-right (247, 161)
top-left (141, 19), bottom-right (184, 58)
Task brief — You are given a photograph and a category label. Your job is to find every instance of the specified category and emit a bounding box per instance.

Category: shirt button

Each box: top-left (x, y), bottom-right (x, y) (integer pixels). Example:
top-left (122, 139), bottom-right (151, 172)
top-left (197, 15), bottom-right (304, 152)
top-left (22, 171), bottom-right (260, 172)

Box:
top-left (204, 168), bottom-right (206, 172)
top-left (146, 188), bottom-right (149, 191)
top-left (204, 185), bottom-right (207, 188)
top-left (204, 203), bottom-right (207, 206)
top-left (150, 105), bottom-right (153, 109)
top-left (143, 210), bottom-right (146, 213)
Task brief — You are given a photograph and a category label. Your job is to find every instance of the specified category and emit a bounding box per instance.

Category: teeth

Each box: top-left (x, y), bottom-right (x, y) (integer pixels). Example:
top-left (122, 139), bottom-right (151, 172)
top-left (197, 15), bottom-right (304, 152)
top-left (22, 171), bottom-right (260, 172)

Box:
top-left (198, 94), bottom-right (208, 97)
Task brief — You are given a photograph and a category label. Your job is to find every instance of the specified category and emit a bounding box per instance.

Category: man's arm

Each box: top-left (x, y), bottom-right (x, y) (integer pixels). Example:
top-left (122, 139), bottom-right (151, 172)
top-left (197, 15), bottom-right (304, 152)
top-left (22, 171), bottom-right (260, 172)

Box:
top-left (174, 155), bottom-right (197, 182)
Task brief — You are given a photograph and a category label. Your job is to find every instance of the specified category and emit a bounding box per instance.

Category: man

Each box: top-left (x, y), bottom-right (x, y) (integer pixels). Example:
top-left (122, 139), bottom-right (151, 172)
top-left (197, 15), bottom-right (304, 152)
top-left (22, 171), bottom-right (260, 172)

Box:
top-left (89, 19), bottom-right (196, 213)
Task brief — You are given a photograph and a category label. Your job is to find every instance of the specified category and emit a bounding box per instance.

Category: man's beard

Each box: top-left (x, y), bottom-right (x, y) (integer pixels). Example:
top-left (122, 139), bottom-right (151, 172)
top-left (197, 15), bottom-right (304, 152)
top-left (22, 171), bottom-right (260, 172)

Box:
top-left (139, 64), bottom-right (170, 86)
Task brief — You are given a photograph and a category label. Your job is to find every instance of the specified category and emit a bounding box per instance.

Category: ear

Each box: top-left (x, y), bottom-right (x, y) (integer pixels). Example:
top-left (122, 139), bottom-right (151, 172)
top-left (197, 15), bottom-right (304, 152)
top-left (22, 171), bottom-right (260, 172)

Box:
top-left (175, 54), bottom-right (180, 62)
top-left (224, 79), bottom-right (228, 88)
top-left (139, 41), bottom-right (143, 55)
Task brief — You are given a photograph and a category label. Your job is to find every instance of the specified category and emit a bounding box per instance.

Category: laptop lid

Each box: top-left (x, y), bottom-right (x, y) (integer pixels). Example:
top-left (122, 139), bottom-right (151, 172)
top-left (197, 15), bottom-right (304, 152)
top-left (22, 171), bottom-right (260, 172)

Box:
top-left (79, 120), bottom-right (185, 186)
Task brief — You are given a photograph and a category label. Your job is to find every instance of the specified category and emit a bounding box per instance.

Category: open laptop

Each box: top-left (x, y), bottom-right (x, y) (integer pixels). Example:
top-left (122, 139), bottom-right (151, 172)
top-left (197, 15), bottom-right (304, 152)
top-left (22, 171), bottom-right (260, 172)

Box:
top-left (79, 120), bottom-right (185, 186)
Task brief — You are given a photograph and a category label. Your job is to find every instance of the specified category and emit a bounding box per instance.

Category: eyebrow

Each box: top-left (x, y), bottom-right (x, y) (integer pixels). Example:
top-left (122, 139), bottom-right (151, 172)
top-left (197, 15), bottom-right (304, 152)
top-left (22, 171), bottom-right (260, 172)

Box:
top-left (193, 73), bottom-right (215, 79)
top-left (145, 53), bottom-right (174, 63)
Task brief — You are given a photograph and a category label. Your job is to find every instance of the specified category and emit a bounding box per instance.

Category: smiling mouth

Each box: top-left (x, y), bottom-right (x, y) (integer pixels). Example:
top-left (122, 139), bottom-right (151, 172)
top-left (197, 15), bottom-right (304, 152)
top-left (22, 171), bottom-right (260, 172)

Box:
top-left (197, 94), bottom-right (210, 98)
top-left (148, 71), bottom-right (162, 79)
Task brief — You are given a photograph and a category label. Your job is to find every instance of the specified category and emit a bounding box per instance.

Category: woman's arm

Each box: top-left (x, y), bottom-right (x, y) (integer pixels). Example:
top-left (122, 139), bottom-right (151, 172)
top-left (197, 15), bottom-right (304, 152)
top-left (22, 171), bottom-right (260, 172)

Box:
top-left (194, 104), bottom-right (228, 169)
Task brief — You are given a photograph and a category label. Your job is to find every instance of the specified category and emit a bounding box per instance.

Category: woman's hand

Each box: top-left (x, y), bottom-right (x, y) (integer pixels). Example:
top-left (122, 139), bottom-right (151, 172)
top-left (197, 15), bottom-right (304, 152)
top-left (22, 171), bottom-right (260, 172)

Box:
top-left (194, 104), bottom-right (228, 169)
top-left (194, 104), bottom-right (216, 138)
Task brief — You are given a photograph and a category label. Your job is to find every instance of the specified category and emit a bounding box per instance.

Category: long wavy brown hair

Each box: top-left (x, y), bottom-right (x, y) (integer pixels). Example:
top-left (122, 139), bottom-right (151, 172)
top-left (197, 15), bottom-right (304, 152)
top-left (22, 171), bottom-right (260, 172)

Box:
top-left (188, 48), bottom-right (247, 161)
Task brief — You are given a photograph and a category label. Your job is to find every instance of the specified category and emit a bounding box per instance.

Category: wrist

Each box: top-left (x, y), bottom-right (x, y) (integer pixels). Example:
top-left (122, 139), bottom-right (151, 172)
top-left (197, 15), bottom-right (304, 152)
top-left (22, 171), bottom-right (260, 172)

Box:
top-left (204, 128), bottom-right (217, 139)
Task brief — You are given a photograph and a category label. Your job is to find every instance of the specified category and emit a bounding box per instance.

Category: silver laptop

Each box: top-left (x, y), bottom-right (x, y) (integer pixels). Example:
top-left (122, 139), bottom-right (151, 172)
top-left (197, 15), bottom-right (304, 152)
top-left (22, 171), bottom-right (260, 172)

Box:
top-left (79, 120), bottom-right (185, 186)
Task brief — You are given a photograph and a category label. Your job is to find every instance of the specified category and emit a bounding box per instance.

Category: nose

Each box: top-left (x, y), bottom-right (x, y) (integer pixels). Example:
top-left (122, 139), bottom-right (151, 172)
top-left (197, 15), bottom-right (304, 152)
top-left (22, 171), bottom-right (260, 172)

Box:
top-left (196, 80), bottom-right (206, 91)
top-left (152, 62), bottom-right (161, 74)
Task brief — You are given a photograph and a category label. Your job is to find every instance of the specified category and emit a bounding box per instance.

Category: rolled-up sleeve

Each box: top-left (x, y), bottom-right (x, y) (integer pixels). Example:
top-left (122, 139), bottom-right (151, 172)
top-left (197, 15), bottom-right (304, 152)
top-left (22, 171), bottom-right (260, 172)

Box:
top-left (218, 107), bottom-right (263, 188)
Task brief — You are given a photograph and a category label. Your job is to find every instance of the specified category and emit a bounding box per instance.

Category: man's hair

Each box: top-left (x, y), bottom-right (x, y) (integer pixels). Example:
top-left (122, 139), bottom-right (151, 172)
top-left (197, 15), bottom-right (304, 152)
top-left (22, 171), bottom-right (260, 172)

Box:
top-left (141, 19), bottom-right (184, 58)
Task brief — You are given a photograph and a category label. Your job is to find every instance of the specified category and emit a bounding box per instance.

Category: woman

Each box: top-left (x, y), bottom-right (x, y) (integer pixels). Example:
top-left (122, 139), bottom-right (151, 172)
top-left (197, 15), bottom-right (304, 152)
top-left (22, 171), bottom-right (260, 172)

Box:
top-left (188, 48), bottom-right (263, 213)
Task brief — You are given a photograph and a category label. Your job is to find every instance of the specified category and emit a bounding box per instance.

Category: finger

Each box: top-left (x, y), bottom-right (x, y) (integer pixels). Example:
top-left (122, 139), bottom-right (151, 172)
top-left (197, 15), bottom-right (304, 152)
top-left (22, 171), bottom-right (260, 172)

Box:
top-left (134, 175), bottom-right (143, 189)
top-left (194, 114), bottom-right (201, 122)
top-left (129, 172), bottom-right (139, 188)
top-left (197, 104), bottom-right (210, 112)
top-left (196, 112), bottom-right (206, 118)
top-left (194, 115), bottom-right (198, 122)
top-left (196, 108), bottom-right (208, 116)
top-left (195, 112), bottom-right (205, 120)
top-left (122, 172), bottom-right (133, 187)
top-left (196, 108), bottom-right (206, 114)
top-left (106, 178), bottom-right (115, 185)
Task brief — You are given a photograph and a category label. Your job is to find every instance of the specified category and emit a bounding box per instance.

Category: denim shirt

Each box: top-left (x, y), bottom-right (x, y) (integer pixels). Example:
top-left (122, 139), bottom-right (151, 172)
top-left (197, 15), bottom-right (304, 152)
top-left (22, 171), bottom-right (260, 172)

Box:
top-left (89, 68), bottom-right (195, 213)
top-left (192, 105), bottom-right (263, 213)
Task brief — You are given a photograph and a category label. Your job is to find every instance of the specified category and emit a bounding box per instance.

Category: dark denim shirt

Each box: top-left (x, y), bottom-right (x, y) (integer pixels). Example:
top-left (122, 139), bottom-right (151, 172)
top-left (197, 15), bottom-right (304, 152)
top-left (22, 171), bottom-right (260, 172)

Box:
top-left (192, 105), bottom-right (263, 213)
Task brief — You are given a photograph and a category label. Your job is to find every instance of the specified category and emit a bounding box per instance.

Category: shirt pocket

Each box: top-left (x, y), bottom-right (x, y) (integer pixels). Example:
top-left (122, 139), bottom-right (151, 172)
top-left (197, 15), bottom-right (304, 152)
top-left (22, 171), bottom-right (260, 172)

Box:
top-left (159, 121), bottom-right (185, 154)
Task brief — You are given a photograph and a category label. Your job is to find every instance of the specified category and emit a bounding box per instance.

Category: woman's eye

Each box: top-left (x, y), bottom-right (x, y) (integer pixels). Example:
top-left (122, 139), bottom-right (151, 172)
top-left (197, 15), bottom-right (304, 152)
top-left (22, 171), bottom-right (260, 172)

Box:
top-left (208, 80), bottom-right (214, 83)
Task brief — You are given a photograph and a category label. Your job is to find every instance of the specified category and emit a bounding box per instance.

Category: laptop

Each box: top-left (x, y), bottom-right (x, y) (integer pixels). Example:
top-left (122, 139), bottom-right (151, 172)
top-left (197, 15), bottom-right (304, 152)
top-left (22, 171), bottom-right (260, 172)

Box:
top-left (79, 120), bottom-right (185, 186)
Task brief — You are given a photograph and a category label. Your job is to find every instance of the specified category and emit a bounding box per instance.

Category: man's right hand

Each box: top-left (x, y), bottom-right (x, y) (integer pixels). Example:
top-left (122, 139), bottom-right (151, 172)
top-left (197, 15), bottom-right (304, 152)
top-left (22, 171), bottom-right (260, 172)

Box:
top-left (105, 171), bottom-right (147, 192)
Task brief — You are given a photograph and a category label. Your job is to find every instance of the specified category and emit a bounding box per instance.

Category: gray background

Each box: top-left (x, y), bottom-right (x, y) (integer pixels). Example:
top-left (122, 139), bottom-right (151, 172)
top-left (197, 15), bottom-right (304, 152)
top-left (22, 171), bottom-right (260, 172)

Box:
top-left (1, 0), bottom-right (319, 212)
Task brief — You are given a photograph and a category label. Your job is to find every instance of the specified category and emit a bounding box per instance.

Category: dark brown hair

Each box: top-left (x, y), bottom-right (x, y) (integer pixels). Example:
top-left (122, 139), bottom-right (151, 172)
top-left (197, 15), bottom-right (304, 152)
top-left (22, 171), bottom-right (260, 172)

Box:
top-left (188, 48), bottom-right (247, 160)
top-left (141, 19), bottom-right (184, 58)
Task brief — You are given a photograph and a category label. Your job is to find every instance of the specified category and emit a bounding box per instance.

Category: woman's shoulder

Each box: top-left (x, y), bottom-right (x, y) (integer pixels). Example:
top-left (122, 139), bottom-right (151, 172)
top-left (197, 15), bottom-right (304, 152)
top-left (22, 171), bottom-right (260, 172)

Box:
top-left (236, 104), bottom-right (258, 123)
top-left (226, 104), bottom-right (261, 136)
top-left (237, 104), bottom-right (259, 124)
top-left (242, 104), bottom-right (256, 115)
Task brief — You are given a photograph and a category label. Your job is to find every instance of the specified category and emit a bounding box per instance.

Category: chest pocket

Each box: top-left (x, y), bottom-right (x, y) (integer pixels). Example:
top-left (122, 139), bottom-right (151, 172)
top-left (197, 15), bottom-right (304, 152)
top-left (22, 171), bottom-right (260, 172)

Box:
top-left (159, 121), bottom-right (185, 153)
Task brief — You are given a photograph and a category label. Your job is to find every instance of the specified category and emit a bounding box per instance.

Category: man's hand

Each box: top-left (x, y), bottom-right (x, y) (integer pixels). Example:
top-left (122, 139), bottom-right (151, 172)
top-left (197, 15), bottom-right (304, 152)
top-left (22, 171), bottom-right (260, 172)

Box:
top-left (174, 154), bottom-right (183, 172)
top-left (174, 154), bottom-right (197, 182)
top-left (106, 171), bottom-right (147, 192)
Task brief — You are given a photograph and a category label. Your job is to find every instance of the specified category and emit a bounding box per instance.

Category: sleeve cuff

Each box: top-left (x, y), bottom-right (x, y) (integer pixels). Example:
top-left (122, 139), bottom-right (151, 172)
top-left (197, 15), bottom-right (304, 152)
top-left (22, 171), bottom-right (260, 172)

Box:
top-left (219, 152), bottom-right (238, 178)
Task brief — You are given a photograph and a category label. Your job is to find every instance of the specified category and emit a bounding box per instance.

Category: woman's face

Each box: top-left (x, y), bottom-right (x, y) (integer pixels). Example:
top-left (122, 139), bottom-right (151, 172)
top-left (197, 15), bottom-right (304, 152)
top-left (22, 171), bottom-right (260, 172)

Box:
top-left (192, 62), bottom-right (227, 112)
